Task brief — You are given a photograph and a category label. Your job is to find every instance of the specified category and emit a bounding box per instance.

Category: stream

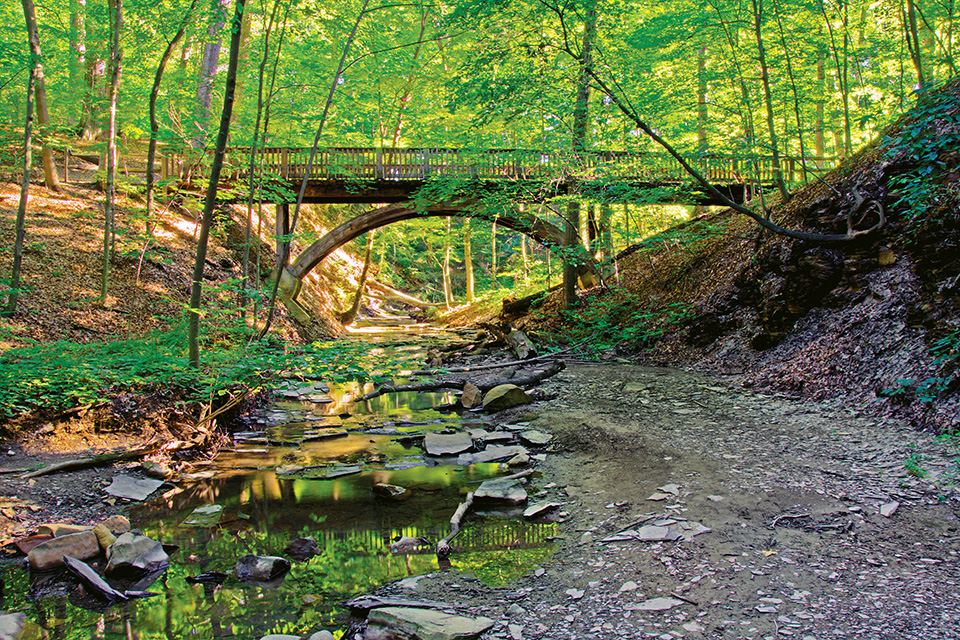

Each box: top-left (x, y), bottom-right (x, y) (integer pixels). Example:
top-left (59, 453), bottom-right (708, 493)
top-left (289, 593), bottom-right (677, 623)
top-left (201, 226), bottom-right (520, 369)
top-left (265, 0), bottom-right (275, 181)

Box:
top-left (1, 322), bottom-right (559, 638)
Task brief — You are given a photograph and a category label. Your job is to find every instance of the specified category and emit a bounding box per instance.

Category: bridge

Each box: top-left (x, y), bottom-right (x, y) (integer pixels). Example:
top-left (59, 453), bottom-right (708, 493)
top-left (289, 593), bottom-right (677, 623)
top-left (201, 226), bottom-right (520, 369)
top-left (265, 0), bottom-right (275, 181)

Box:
top-left (161, 146), bottom-right (838, 206)
top-left (159, 146), bottom-right (838, 320)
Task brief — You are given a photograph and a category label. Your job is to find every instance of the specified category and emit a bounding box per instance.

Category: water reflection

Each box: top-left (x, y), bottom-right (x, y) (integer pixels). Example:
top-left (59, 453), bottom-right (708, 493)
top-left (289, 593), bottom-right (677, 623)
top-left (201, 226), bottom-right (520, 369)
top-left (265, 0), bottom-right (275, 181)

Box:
top-left (2, 327), bottom-right (557, 638)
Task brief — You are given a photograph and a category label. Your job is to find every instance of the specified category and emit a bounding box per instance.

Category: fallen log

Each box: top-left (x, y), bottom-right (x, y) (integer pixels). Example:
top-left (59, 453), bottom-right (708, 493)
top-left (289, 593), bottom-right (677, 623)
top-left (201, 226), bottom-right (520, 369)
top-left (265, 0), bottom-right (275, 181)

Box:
top-left (437, 491), bottom-right (474, 559)
top-left (21, 443), bottom-right (164, 479)
top-left (506, 326), bottom-right (537, 360)
top-left (358, 360), bottom-right (566, 401)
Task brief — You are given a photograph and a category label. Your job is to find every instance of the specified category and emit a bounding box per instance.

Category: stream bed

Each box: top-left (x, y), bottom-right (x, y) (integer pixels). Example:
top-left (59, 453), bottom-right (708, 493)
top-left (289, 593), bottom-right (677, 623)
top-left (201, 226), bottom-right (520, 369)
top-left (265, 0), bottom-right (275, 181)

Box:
top-left (0, 323), bottom-right (558, 638)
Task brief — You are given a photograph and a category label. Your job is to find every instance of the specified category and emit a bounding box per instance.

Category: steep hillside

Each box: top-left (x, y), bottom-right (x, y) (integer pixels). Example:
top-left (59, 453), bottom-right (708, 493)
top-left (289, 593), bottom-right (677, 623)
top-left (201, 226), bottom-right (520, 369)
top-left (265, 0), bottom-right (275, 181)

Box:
top-left (519, 77), bottom-right (960, 432)
top-left (0, 182), bottom-right (355, 351)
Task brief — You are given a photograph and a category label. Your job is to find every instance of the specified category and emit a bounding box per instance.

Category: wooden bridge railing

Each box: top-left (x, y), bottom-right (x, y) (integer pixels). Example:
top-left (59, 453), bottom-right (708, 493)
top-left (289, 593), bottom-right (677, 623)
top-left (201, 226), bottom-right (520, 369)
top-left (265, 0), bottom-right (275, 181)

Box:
top-left (160, 146), bottom-right (839, 187)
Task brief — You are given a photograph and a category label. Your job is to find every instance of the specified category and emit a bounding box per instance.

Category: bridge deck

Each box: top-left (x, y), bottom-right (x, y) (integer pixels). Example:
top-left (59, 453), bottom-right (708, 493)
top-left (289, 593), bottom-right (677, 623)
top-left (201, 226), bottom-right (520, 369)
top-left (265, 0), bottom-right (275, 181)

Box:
top-left (161, 147), bottom-right (838, 204)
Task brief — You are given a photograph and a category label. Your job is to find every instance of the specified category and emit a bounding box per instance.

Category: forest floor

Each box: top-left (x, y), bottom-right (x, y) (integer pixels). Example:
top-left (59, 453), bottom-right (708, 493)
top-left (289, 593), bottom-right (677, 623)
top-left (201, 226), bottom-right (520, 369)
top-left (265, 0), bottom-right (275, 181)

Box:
top-left (361, 358), bottom-right (960, 640)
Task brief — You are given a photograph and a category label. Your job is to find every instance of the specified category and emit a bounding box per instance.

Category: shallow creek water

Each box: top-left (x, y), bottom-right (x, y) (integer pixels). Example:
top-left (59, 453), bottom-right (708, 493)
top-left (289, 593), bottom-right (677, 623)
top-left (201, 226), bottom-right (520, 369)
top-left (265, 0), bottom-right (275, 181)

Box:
top-left (2, 322), bottom-right (558, 638)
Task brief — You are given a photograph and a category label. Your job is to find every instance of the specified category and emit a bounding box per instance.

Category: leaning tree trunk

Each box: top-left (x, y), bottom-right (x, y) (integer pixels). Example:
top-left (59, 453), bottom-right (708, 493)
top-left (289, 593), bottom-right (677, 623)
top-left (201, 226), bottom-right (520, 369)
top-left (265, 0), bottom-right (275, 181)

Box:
top-left (146, 0), bottom-right (199, 230)
top-left (188, 0), bottom-right (245, 367)
top-left (5, 6), bottom-right (38, 317)
top-left (340, 230), bottom-right (375, 325)
top-left (193, 0), bottom-right (230, 148)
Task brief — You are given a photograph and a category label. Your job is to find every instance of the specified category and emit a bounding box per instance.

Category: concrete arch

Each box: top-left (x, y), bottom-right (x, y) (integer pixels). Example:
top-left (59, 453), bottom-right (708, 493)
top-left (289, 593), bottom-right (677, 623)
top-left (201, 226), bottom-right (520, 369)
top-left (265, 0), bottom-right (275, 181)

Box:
top-left (286, 201), bottom-right (597, 283)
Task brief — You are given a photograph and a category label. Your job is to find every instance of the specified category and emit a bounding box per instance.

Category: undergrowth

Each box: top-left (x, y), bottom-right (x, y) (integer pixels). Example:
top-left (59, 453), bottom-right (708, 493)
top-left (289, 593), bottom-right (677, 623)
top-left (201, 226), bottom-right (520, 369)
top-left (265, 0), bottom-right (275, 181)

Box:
top-left (0, 322), bottom-right (396, 421)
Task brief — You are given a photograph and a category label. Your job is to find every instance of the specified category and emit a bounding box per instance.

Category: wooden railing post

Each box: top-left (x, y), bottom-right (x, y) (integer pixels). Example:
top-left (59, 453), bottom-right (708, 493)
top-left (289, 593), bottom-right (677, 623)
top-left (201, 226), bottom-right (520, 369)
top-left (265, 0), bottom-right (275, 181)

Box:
top-left (376, 147), bottom-right (384, 180)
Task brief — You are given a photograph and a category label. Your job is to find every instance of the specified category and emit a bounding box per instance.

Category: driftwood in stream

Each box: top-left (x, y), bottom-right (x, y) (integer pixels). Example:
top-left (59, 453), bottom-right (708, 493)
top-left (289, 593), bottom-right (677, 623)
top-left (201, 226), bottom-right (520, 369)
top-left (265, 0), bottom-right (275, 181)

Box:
top-left (437, 491), bottom-right (473, 559)
top-left (435, 469), bottom-right (535, 559)
top-left (500, 285), bottom-right (559, 319)
top-left (357, 360), bottom-right (566, 401)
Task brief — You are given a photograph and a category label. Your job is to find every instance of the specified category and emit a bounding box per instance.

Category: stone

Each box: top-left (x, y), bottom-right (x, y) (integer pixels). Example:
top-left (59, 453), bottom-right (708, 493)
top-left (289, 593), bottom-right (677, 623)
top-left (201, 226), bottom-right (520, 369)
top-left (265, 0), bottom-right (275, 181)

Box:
top-left (373, 483), bottom-right (412, 501)
top-left (646, 492), bottom-right (672, 501)
top-left (657, 483), bottom-right (680, 495)
top-left (482, 384), bottom-right (532, 412)
top-left (461, 383), bottom-right (483, 409)
top-left (457, 445), bottom-right (528, 465)
top-left (635, 525), bottom-right (683, 541)
top-left (307, 632), bottom-right (336, 640)
top-left (106, 533), bottom-right (170, 577)
top-left (104, 475), bottom-right (165, 502)
top-left (623, 382), bottom-right (647, 392)
top-left (523, 501), bottom-right (561, 518)
top-left (484, 431), bottom-right (516, 444)
top-left (506, 453), bottom-right (530, 467)
top-left (260, 636), bottom-right (301, 640)
top-left (880, 501), bottom-right (900, 517)
top-left (627, 597), bottom-right (685, 611)
top-left (285, 537), bottom-right (321, 560)
top-left (182, 504), bottom-right (223, 527)
top-left (141, 460), bottom-right (173, 480)
top-left (519, 430), bottom-right (552, 446)
top-left (474, 477), bottom-right (528, 505)
top-left (235, 554), bottom-right (291, 582)
top-left (365, 607), bottom-right (493, 640)
top-left (619, 581), bottom-right (639, 592)
top-left (565, 588), bottom-right (585, 599)
top-left (28, 531), bottom-right (100, 570)
top-left (92, 524), bottom-right (116, 550)
top-left (878, 246), bottom-right (897, 266)
top-left (0, 613), bottom-right (26, 640)
top-left (423, 432), bottom-right (474, 456)
top-left (508, 624), bottom-right (524, 640)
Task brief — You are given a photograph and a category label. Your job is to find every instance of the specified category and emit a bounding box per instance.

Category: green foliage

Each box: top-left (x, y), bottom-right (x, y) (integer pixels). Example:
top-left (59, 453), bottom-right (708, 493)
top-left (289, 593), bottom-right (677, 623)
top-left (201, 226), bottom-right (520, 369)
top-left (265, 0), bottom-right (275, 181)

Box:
top-left (883, 83), bottom-right (960, 231)
top-left (0, 322), bottom-right (392, 419)
top-left (558, 287), bottom-right (692, 355)
top-left (904, 446), bottom-right (928, 478)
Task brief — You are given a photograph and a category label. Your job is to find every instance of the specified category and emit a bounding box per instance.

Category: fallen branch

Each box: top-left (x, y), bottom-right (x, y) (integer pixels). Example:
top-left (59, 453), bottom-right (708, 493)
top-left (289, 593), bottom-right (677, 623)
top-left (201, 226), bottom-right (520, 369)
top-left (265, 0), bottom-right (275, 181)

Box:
top-left (358, 360), bottom-right (566, 401)
top-left (21, 442), bottom-right (163, 479)
top-left (437, 491), bottom-right (474, 559)
top-left (411, 344), bottom-right (580, 376)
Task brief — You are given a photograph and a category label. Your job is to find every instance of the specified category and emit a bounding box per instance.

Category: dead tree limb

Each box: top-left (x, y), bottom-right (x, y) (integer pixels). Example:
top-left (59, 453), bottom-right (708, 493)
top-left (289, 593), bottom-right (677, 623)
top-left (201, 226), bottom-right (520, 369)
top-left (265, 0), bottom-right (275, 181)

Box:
top-left (358, 360), bottom-right (566, 401)
top-left (437, 491), bottom-right (473, 559)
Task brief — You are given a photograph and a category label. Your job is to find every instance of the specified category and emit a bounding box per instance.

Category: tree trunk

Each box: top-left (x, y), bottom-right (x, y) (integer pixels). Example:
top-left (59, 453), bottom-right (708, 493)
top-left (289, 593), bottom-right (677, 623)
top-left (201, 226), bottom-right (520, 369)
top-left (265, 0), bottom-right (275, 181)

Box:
top-left (340, 230), bottom-right (375, 324)
top-left (5, 5), bottom-right (37, 317)
top-left (773, 0), bottom-right (808, 182)
top-left (697, 43), bottom-right (708, 153)
top-left (69, 0), bottom-right (86, 125)
top-left (22, 0), bottom-right (60, 192)
top-left (815, 51), bottom-right (825, 159)
top-left (752, 0), bottom-right (789, 202)
top-left (188, 0), bottom-right (245, 367)
top-left (100, 0), bottom-right (122, 305)
top-left (491, 219), bottom-right (498, 285)
top-left (194, 0), bottom-right (230, 148)
top-left (564, 0), bottom-right (597, 310)
top-left (464, 217), bottom-right (474, 301)
top-left (230, 4), bottom-right (252, 132)
top-left (146, 0), bottom-right (199, 230)
top-left (442, 218), bottom-right (454, 310)
top-left (904, 0), bottom-right (927, 88)
top-left (599, 203), bottom-right (613, 258)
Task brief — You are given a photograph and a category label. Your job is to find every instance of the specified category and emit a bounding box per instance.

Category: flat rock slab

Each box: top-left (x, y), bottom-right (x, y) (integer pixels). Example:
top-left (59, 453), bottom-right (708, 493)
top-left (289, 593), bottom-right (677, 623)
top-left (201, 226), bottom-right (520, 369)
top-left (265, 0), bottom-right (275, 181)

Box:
top-left (304, 465), bottom-right (362, 479)
top-left (104, 475), bottom-right (165, 502)
top-left (27, 531), bottom-right (100, 570)
top-left (519, 430), bottom-right (552, 446)
top-left (474, 478), bottom-right (528, 505)
top-left (523, 501), bottom-right (562, 518)
top-left (181, 504), bottom-right (223, 528)
top-left (484, 432), bottom-right (516, 444)
top-left (424, 432), bottom-right (474, 456)
top-left (458, 445), bottom-right (528, 465)
top-left (365, 607), bottom-right (494, 640)
top-left (626, 597), bottom-right (685, 611)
